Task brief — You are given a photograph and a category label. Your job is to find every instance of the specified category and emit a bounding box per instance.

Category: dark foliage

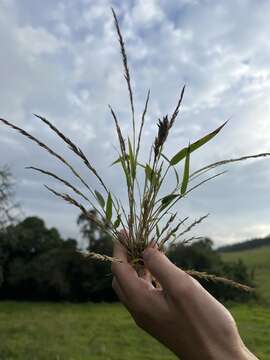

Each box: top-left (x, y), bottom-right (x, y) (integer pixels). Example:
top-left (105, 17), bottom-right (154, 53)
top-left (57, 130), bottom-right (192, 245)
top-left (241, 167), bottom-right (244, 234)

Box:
top-left (0, 216), bottom-right (116, 302)
top-left (168, 238), bottom-right (255, 302)
top-left (0, 213), bottom-right (254, 303)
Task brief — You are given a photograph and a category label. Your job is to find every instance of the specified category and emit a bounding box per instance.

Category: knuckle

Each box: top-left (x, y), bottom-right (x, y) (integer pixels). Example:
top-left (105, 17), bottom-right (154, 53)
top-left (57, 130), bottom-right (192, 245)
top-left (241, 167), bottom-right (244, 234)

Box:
top-left (143, 247), bottom-right (159, 266)
top-left (171, 277), bottom-right (195, 302)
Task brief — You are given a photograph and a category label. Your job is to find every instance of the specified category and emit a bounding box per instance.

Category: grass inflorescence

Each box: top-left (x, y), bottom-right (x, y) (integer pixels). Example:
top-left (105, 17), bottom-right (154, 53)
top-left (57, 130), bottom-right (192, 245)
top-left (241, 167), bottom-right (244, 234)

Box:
top-left (1, 8), bottom-right (269, 292)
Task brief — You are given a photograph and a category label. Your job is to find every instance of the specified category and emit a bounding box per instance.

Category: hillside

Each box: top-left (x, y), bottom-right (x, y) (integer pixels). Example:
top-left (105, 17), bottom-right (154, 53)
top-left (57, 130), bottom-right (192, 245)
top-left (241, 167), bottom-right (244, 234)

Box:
top-left (219, 236), bottom-right (270, 252)
top-left (222, 246), bottom-right (270, 301)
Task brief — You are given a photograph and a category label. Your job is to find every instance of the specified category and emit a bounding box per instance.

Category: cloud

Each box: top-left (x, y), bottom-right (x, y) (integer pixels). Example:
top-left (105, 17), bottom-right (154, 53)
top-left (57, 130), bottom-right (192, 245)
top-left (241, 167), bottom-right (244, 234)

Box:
top-left (16, 26), bottom-right (66, 56)
top-left (0, 0), bottom-right (270, 246)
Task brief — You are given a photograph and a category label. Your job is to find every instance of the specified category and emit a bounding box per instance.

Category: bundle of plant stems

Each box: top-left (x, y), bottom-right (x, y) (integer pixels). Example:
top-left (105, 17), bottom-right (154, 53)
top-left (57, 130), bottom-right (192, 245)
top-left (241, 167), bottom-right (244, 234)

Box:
top-left (1, 9), bottom-right (269, 293)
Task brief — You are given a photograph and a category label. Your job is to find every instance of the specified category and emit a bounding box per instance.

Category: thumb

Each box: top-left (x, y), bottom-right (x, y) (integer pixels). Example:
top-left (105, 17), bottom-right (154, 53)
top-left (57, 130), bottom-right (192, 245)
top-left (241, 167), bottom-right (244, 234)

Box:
top-left (142, 247), bottom-right (189, 293)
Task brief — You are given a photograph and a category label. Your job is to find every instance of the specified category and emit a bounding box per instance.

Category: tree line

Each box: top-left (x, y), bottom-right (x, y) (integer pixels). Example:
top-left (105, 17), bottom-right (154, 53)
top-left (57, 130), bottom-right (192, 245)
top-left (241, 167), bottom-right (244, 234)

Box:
top-left (0, 166), bottom-right (254, 302)
top-left (0, 214), bottom-right (254, 302)
top-left (218, 236), bottom-right (270, 252)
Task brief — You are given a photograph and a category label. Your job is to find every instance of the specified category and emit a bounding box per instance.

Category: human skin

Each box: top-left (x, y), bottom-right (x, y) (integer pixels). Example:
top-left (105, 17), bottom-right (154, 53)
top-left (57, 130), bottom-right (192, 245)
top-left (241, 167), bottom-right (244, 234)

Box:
top-left (111, 238), bottom-right (258, 360)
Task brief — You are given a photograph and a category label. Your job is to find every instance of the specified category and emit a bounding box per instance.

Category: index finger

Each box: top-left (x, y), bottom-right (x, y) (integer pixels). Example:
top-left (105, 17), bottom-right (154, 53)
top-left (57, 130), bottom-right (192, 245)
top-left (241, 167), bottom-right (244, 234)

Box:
top-left (111, 232), bottom-right (141, 297)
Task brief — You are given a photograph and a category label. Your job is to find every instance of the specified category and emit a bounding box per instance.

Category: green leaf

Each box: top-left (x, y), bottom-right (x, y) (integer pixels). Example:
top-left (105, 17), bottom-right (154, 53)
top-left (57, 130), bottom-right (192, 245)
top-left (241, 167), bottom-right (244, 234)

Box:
top-left (181, 144), bottom-right (190, 195)
top-left (161, 194), bottom-right (178, 205)
top-left (94, 190), bottom-right (105, 208)
top-left (160, 194), bottom-right (179, 211)
top-left (110, 153), bottom-right (131, 186)
top-left (111, 154), bottom-right (130, 166)
top-left (156, 225), bottom-right (160, 238)
top-left (106, 192), bottom-right (113, 222)
top-left (170, 121), bottom-right (228, 165)
top-left (113, 215), bottom-right (121, 229)
top-left (145, 164), bottom-right (158, 185)
top-left (128, 137), bottom-right (136, 179)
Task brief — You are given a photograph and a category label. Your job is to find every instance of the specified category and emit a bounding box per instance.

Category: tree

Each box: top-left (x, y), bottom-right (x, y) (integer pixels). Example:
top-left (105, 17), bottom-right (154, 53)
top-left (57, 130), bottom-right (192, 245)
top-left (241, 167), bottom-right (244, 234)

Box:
top-left (168, 238), bottom-right (254, 302)
top-left (77, 209), bottom-right (99, 250)
top-left (0, 165), bottom-right (19, 230)
top-left (4, 217), bottom-right (63, 260)
top-left (77, 210), bottom-right (115, 301)
top-left (77, 209), bottom-right (113, 254)
top-left (0, 214), bottom-right (116, 302)
top-left (0, 216), bottom-right (79, 300)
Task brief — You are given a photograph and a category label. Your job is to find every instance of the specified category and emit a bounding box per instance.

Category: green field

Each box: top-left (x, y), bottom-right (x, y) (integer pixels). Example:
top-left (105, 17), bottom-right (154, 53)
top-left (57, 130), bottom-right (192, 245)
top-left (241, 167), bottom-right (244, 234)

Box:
top-left (0, 302), bottom-right (269, 360)
top-left (222, 246), bottom-right (270, 301)
top-left (0, 246), bottom-right (269, 360)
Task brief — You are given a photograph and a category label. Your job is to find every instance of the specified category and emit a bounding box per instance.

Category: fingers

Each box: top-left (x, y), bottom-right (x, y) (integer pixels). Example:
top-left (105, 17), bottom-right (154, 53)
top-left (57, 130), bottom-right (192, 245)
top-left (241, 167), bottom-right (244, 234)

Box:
top-left (139, 267), bottom-right (152, 283)
top-left (142, 247), bottom-right (192, 295)
top-left (111, 235), bottom-right (142, 299)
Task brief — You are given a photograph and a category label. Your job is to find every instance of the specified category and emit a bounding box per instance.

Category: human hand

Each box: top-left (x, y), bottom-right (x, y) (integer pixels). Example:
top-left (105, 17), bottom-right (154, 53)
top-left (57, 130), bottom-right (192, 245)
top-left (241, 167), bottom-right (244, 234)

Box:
top-left (111, 239), bottom-right (258, 360)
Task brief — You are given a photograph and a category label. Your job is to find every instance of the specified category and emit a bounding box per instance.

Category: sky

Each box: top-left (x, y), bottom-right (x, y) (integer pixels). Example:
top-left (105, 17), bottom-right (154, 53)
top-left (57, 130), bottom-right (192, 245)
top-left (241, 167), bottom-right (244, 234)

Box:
top-left (1, 0), bottom-right (270, 247)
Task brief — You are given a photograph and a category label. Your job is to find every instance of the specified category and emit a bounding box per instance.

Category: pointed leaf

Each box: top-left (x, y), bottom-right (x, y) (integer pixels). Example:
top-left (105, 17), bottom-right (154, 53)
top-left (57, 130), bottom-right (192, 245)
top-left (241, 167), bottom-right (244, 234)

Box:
top-left (94, 190), bottom-right (105, 208)
top-left (106, 192), bottom-right (113, 222)
top-left (111, 154), bottom-right (130, 166)
top-left (128, 137), bottom-right (136, 179)
top-left (160, 194), bottom-right (179, 211)
top-left (181, 144), bottom-right (190, 195)
top-left (170, 121), bottom-right (228, 165)
top-left (113, 215), bottom-right (121, 229)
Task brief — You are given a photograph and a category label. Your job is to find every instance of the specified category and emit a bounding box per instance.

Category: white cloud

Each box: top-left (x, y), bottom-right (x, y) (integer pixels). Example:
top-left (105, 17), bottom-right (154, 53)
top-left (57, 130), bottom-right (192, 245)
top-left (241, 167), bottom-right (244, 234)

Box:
top-left (1, 0), bottom-right (270, 245)
top-left (132, 0), bottom-right (164, 26)
top-left (16, 26), bottom-right (65, 56)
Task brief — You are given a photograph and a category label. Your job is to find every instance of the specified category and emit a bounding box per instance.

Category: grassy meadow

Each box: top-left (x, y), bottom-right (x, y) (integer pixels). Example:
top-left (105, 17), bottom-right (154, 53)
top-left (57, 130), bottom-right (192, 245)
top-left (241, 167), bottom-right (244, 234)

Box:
top-left (222, 246), bottom-right (270, 301)
top-left (0, 246), bottom-right (269, 360)
top-left (0, 302), bottom-right (270, 360)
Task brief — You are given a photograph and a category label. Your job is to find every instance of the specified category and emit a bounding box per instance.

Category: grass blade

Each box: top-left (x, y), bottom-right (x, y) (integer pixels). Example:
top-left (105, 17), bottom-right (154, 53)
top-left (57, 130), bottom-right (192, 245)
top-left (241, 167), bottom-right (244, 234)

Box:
top-left (170, 120), bottom-right (228, 165)
top-left (128, 137), bottom-right (136, 179)
top-left (106, 192), bottom-right (113, 222)
top-left (95, 190), bottom-right (105, 208)
top-left (180, 144), bottom-right (190, 195)
top-left (113, 215), bottom-right (121, 229)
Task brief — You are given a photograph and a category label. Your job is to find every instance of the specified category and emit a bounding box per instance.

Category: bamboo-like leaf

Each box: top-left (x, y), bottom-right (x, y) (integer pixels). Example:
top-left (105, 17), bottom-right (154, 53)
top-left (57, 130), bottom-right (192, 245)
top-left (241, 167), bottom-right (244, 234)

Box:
top-left (161, 194), bottom-right (178, 205)
top-left (95, 190), bottom-right (105, 208)
top-left (160, 194), bottom-right (179, 211)
top-left (119, 155), bottom-right (131, 187)
top-left (128, 137), bottom-right (136, 179)
top-left (170, 120), bottom-right (228, 165)
top-left (181, 144), bottom-right (190, 195)
top-left (106, 192), bottom-right (113, 222)
top-left (113, 215), bottom-right (121, 229)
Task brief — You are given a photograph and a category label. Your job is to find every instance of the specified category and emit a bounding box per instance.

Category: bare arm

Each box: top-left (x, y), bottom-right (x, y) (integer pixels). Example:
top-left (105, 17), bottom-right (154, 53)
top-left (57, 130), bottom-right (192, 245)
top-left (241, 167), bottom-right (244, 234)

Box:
top-left (111, 240), bottom-right (258, 360)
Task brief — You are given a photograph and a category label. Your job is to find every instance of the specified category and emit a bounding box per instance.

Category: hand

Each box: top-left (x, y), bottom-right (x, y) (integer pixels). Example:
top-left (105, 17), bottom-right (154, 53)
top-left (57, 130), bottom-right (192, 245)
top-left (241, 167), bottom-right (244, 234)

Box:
top-left (111, 239), bottom-right (258, 360)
